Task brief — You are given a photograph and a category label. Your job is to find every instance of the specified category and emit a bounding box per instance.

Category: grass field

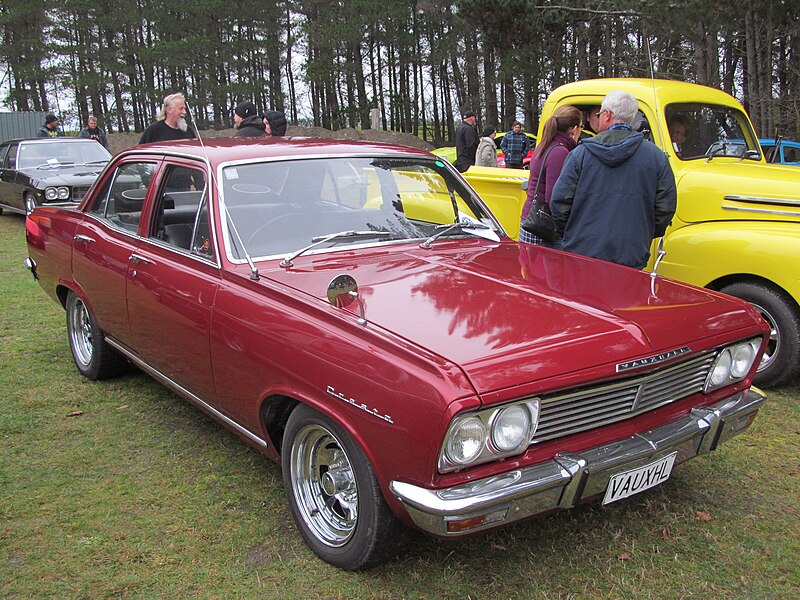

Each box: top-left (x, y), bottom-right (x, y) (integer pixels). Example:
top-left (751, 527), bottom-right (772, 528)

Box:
top-left (1, 213), bottom-right (798, 599)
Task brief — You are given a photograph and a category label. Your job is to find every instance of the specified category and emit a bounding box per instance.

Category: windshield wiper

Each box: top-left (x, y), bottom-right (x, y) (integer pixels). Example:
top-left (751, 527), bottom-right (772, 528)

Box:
top-left (280, 230), bottom-right (394, 268)
top-left (419, 221), bottom-right (492, 249)
top-left (81, 160), bottom-right (109, 166)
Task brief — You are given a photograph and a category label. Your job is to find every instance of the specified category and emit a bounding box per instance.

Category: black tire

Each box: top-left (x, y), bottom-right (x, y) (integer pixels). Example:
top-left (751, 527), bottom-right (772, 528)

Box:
top-left (721, 282), bottom-right (800, 388)
top-left (281, 404), bottom-right (404, 570)
top-left (65, 291), bottom-right (127, 380)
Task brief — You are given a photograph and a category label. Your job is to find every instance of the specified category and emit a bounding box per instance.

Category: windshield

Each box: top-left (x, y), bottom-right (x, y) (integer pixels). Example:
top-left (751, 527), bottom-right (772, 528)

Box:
top-left (665, 103), bottom-right (761, 161)
top-left (17, 141), bottom-right (111, 169)
top-left (220, 156), bottom-right (500, 261)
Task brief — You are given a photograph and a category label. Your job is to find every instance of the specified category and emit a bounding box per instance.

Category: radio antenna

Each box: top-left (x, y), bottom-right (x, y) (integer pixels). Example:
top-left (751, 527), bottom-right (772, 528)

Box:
top-left (644, 29), bottom-right (667, 153)
top-left (186, 102), bottom-right (260, 280)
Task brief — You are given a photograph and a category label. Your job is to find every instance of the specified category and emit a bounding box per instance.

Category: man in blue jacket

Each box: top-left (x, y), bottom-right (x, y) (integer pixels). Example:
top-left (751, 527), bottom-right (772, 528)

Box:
top-left (550, 90), bottom-right (676, 269)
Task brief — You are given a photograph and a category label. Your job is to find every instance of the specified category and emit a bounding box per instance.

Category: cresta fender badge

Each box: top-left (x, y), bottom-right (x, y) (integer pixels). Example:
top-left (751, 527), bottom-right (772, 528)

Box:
top-left (327, 274), bottom-right (367, 325)
top-left (327, 386), bottom-right (393, 424)
top-left (616, 347), bottom-right (691, 373)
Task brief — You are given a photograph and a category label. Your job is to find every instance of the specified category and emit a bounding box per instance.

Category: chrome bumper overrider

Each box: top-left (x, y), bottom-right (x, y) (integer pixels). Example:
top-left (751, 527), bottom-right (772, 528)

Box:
top-left (390, 389), bottom-right (765, 536)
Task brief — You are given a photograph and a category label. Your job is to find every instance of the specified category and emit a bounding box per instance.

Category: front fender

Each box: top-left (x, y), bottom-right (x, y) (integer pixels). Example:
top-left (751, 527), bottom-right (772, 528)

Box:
top-left (651, 221), bottom-right (800, 302)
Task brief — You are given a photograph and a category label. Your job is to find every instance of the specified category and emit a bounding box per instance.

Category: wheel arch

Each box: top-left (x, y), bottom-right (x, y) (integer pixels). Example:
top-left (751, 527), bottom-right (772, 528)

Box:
top-left (706, 273), bottom-right (800, 313)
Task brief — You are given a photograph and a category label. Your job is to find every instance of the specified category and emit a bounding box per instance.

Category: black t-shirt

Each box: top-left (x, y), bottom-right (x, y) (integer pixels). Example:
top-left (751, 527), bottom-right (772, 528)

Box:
top-left (139, 120), bottom-right (195, 144)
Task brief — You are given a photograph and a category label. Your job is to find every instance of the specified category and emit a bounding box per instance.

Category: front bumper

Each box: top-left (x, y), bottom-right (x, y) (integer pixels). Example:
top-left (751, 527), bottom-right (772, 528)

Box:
top-left (390, 388), bottom-right (765, 536)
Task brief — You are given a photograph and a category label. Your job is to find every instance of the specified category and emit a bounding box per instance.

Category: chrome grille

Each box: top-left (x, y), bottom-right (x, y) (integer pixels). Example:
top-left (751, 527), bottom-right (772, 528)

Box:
top-left (72, 186), bottom-right (91, 202)
top-left (532, 352), bottom-right (716, 443)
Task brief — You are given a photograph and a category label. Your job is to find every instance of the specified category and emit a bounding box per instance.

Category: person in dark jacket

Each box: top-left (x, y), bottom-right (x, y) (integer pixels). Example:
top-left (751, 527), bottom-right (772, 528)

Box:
top-left (263, 110), bottom-right (287, 136)
top-left (550, 90), bottom-right (677, 269)
top-left (454, 110), bottom-right (479, 172)
top-left (78, 115), bottom-right (110, 150)
top-left (37, 114), bottom-right (64, 138)
top-left (233, 101), bottom-right (267, 137)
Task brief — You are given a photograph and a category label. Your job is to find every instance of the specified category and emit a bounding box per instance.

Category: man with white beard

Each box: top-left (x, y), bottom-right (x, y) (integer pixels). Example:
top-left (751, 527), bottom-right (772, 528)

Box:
top-left (139, 92), bottom-right (196, 144)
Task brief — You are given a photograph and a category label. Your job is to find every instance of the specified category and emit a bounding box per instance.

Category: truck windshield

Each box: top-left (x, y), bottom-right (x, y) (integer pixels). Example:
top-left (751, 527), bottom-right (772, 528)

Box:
top-left (665, 103), bottom-right (761, 161)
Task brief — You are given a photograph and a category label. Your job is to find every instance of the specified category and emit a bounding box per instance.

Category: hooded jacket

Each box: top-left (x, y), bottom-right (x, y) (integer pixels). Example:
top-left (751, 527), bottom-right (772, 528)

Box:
top-left (550, 129), bottom-right (676, 269)
top-left (475, 136), bottom-right (498, 167)
top-left (263, 110), bottom-right (287, 136)
top-left (233, 115), bottom-right (268, 138)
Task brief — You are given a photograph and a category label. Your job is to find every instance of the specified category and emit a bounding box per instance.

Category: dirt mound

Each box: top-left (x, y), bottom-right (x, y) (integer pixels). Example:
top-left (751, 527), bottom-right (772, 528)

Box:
top-left (106, 126), bottom-right (434, 156)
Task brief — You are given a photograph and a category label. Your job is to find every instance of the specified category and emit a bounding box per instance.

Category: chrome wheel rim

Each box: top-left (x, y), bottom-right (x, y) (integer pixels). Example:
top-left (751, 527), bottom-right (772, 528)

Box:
top-left (290, 423), bottom-right (358, 547)
top-left (751, 301), bottom-right (780, 372)
top-left (69, 297), bottom-right (93, 367)
top-left (24, 195), bottom-right (35, 215)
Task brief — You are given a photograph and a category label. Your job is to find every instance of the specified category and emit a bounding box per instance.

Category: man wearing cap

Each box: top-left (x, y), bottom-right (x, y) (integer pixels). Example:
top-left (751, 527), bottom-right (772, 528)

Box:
top-left (37, 114), bottom-right (64, 138)
top-left (454, 110), bottom-right (479, 172)
top-left (233, 101), bottom-right (267, 137)
top-left (139, 92), bottom-right (195, 144)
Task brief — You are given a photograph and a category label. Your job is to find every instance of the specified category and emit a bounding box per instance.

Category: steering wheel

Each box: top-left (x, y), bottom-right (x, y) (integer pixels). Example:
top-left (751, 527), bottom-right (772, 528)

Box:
top-left (244, 212), bottom-right (308, 248)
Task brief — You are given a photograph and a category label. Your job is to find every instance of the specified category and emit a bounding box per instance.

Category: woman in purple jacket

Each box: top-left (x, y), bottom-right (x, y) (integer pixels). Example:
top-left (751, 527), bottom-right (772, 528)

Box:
top-left (520, 105), bottom-right (583, 245)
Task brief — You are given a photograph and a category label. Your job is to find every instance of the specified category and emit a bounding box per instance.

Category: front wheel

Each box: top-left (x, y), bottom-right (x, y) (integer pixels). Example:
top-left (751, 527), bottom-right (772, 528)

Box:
top-left (281, 404), bottom-right (404, 570)
top-left (65, 291), bottom-right (127, 380)
top-left (721, 282), bottom-right (800, 387)
top-left (24, 193), bottom-right (37, 215)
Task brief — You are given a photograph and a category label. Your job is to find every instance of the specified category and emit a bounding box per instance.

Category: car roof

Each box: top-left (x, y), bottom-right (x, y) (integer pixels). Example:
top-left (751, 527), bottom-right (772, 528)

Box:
top-left (2, 137), bottom-right (101, 144)
top-left (119, 136), bottom-right (433, 169)
top-left (546, 78), bottom-right (744, 110)
top-left (759, 138), bottom-right (800, 147)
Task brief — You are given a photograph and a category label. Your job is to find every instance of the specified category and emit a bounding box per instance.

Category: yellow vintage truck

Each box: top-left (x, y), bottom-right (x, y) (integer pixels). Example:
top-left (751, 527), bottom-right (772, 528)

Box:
top-left (460, 78), bottom-right (800, 387)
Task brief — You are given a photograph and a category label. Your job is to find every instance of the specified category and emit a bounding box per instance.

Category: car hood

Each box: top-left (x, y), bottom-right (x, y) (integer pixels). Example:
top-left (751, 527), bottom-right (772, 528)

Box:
top-left (262, 240), bottom-right (760, 395)
top-left (20, 165), bottom-right (106, 186)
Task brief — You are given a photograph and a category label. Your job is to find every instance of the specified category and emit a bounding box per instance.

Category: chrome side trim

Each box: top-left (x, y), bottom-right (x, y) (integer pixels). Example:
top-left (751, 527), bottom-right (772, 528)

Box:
top-left (723, 195), bottom-right (800, 207)
top-left (105, 338), bottom-right (268, 448)
top-left (721, 205), bottom-right (800, 217)
top-left (390, 389), bottom-right (765, 536)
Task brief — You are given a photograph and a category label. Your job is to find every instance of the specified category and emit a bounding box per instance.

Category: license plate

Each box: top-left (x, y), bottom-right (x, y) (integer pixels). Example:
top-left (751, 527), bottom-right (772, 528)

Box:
top-left (602, 452), bottom-right (677, 505)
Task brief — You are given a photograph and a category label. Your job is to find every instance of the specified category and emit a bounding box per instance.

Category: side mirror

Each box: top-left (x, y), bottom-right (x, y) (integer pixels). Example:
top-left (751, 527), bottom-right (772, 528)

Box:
top-left (327, 275), bottom-right (367, 325)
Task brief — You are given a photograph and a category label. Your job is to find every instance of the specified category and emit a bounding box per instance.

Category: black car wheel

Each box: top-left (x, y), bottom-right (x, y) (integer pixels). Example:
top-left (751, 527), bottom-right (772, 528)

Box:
top-left (24, 193), bottom-right (37, 215)
top-left (721, 282), bottom-right (800, 387)
top-left (281, 404), bottom-right (403, 570)
top-left (65, 291), bottom-right (127, 380)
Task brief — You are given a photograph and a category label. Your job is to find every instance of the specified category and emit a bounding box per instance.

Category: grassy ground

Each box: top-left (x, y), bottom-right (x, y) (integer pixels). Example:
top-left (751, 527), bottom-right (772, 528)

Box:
top-left (1, 213), bottom-right (798, 599)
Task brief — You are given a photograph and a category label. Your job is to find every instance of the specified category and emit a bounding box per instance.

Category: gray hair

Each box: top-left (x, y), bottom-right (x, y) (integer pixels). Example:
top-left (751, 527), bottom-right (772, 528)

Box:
top-left (156, 93), bottom-right (185, 121)
top-left (88, 115), bottom-right (97, 121)
top-left (600, 90), bottom-right (638, 124)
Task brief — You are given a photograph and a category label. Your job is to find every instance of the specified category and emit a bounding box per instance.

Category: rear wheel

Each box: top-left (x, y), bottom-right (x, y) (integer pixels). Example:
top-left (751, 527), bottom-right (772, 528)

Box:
top-left (281, 404), bottom-right (404, 570)
top-left (721, 282), bottom-right (800, 387)
top-left (65, 291), bottom-right (127, 380)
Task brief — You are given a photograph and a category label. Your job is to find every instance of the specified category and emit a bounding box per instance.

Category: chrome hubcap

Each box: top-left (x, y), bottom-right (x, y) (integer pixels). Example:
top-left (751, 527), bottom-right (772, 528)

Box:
top-left (69, 298), bottom-right (93, 366)
top-left (290, 424), bottom-right (358, 547)
top-left (751, 302), bottom-right (779, 372)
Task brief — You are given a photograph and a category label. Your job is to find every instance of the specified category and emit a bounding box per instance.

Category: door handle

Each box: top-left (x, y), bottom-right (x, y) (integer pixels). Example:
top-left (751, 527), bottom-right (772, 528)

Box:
top-left (129, 253), bottom-right (155, 265)
top-left (74, 234), bottom-right (95, 243)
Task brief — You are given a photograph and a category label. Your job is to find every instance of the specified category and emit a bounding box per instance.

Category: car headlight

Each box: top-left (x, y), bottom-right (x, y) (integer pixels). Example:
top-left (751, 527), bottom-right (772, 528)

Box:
top-left (491, 405), bottom-right (531, 452)
top-left (45, 187), bottom-right (58, 200)
top-left (57, 187), bottom-right (70, 200)
top-left (705, 338), bottom-right (761, 392)
top-left (440, 399), bottom-right (540, 472)
top-left (445, 416), bottom-right (486, 465)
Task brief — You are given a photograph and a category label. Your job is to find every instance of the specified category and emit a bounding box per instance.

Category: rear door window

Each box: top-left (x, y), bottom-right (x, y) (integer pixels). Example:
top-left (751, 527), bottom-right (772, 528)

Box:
top-left (88, 161), bottom-right (158, 233)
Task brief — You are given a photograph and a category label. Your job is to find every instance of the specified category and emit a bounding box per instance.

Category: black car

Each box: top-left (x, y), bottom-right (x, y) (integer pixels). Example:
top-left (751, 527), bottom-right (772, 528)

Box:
top-left (0, 138), bottom-right (111, 215)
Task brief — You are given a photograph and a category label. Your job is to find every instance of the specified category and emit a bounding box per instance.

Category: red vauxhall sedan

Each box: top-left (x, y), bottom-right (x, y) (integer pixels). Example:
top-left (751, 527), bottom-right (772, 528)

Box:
top-left (25, 137), bottom-right (767, 569)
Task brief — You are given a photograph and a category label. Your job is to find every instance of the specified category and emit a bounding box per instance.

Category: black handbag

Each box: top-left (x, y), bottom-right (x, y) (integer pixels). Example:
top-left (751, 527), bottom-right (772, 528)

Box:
top-left (520, 144), bottom-right (561, 243)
